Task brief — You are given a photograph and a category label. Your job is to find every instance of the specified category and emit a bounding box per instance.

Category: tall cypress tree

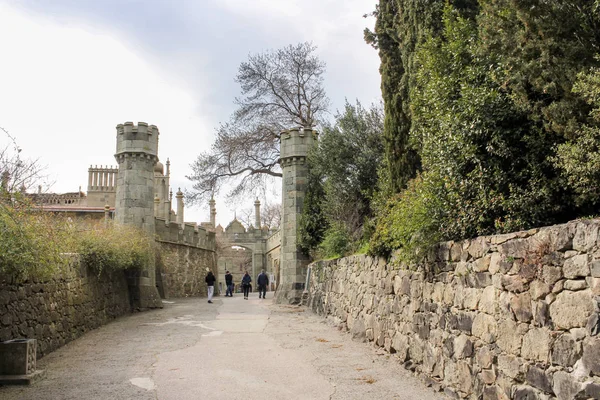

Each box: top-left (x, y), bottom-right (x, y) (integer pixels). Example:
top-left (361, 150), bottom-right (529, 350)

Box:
top-left (366, 0), bottom-right (478, 193)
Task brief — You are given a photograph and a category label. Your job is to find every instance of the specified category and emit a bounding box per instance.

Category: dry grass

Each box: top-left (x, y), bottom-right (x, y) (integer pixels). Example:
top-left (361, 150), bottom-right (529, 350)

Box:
top-left (331, 344), bottom-right (343, 348)
top-left (316, 338), bottom-right (329, 343)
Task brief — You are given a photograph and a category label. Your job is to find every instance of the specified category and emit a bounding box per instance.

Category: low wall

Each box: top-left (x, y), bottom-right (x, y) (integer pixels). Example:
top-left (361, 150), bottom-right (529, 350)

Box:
top-left (308, 219), bottom-right (600, 400)
top-left (0, 260), bottom-right (130, 358)
top-left (156, 241), bottom-right (217, 298)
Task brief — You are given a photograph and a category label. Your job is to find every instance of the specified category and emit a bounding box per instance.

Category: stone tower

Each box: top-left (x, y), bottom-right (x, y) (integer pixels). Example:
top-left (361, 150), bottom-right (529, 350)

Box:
top-left (275, 127), bottom-right (318, 304)
top-left (114, 121), bottom-right (162, 309)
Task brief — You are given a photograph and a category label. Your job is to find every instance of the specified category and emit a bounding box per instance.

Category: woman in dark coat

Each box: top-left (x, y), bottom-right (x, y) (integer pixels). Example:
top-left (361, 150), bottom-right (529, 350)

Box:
top-left (241, 271), bottom-right (252, 300)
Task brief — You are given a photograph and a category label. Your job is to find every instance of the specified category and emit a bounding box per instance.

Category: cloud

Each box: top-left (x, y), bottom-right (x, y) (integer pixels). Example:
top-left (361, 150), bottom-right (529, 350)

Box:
top-left (0, 3), bottom-right (214, 220)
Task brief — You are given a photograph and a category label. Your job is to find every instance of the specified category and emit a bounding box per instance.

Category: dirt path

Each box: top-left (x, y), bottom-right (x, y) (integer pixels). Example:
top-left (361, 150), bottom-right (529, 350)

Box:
top-left (0, 295), bottom-right (445, 399)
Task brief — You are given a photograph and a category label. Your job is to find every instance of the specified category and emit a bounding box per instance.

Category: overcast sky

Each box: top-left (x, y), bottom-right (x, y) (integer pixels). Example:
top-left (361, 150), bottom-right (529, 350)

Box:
top-left (0, 0), bottom-right (381, 226)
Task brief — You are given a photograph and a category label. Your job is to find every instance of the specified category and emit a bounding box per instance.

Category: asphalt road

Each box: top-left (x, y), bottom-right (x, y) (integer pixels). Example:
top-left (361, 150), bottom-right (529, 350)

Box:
top-left (0, 294), bottom-right (446, 400)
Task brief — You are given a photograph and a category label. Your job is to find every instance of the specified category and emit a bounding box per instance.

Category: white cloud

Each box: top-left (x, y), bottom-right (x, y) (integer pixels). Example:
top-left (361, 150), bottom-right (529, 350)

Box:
top-left (0, 3), bottom-right (214, 222)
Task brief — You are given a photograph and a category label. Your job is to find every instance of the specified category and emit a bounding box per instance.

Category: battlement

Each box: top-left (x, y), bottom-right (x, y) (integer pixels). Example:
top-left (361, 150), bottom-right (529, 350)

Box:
top-left (155, 218), bottom-right (216, 251)
top-left (115, 122), bottom-right (159, 157)
top-left (279, 127), bottom-right (318, 162)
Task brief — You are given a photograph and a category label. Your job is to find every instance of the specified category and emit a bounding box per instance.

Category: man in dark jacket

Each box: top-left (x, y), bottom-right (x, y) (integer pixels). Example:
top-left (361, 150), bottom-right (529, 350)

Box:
top-left (225, 270), bottom-right (233, 297)
top-left (257, 270), bottom-right (269, 299)
top-left (205, 270), bottom-right (216, 303)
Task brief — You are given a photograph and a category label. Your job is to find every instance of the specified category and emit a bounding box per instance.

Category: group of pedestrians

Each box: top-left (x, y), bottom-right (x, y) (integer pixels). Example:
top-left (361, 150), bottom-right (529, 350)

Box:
top-left (204, 269), bottom-right (269, 303)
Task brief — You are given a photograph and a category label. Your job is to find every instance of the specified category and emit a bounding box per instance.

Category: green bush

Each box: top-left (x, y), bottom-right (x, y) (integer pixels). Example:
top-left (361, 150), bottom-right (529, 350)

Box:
top-left (76, 222), bottom-right (155, 275)
top-left (0, 197), bottom-right (155, 281)
top-left (0, 200), bottom-right (73, 281)
top-left (318, 222), bottom-right (351, 260)
top-left (369, 173), bottom-right (445, 262)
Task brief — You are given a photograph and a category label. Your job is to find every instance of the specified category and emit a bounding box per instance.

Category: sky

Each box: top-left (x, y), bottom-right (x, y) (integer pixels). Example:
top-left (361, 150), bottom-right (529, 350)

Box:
top-left (0, 0), bottom-right (382, 227)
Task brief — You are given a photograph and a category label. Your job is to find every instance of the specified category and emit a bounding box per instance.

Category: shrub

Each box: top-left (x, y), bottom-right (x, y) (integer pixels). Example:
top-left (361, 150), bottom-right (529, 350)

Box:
top-left (317, 222), bottom-right (351, 260)
top-left (76, 222), bottom-right (155, 275)
top-left (0, 200), bottom-right (73, 281)
top-left (369, 173), bottom-right (445, 262)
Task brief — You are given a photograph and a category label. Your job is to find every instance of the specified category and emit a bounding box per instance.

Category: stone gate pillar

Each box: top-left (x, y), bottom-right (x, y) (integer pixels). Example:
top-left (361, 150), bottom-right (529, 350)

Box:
top-left (274, 127), bottom-right (318, 304)
top-left (114, 121), bottom-right (163, 309)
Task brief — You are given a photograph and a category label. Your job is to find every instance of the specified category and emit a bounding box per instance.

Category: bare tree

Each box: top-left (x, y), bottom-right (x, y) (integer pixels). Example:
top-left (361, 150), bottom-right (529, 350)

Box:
top-left (237, 201), bottom-right (281, 230)
top-left (0, 126), bottom-right (48, 198)
top-left (261, 202), bottom-right (281, 230)
top-left (187, 42), bottom-right (329, 204)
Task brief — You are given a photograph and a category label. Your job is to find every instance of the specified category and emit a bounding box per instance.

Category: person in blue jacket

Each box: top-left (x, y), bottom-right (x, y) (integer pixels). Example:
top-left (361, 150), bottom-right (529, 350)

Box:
top-left (241, 271), bottom-right (252, 300)
top-left (257, 270), bottom-right (269, 299)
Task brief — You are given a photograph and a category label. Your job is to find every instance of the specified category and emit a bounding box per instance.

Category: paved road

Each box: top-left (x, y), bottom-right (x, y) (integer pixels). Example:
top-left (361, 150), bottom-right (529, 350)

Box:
top-left (0, 295), bottom-right (446, 400)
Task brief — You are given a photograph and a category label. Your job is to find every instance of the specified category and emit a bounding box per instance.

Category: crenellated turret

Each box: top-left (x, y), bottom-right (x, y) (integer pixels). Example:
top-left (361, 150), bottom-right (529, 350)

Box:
top-left (114, 121), bottom-right (162, 309)
top-left (276, 127), bottom-right (319, 304)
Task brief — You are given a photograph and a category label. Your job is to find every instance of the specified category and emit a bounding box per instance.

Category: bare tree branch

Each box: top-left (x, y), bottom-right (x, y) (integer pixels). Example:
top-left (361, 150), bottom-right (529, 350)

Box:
top-left (0, 126), bottom-right (49, 199)
top-left (187, 42), bottom-right (329, 205)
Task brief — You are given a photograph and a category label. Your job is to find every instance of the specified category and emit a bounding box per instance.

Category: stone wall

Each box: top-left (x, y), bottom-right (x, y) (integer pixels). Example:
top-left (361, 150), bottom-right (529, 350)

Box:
top-left (308, 219), bottom-right (600, 400)
top-left (0, 260), bottom-right (130, 358)
top-left (155, 218), bottom-right (216, 250)
top-left (156, 241), bottom-right (217, 298)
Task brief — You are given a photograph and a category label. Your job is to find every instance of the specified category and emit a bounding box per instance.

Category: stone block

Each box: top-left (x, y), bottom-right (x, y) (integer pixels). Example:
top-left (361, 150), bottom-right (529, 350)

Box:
top-left (522, 328), bottom-right (551, 363)
top-left (498, 354), bottom-right (525, 380)
top-left (549, 290), bottom-right (595, 330)
top-left (513, 385), bottom-right (548, 400)
top-left (510, 292), bottom-right (533, 322)
top-left (532, 301), bottom-right (550, 327)
top-left (453, 334), bottom-right (473, 359)
top-left (526, 366), bottom-right (553, 394)
top-left (583, 338), bottom-right (600, 376)
top-left (563, 254), bottom-right (589, 279)
top-left (530, 280), bottom-right (551, 300)
top-left (499, 239), bottom-right (529, 259)
top-left (502, 275), bottom-right (527, 293)
top-left (588, 313), bottom-right (600, 336)
top-left (474, 254), bottom-right (492, 272)
top-left (472, 313), bottom-right (497, 343)
top-left (564, 279), bottom-right (587, 291)
top-left (585, 382), bottom-right (600, 399)
top-left (496, 319), bottom-right (522, 354)
top-left (477, 346), bottom-right (494, 369)
top-left (479, 286), bottom-right (497, 314)
top-left (480, 368), bottom-right (497, 384)
top-left (0, 339), bottom-right (36, 375)
top-left (551, 333), bottom-right (581, 367)
top-left (542, 266), bottom-right (562, 285)
top-left (592, 260), bottom-right (600, 278)
top-left (553, 371), bottom-right (584, 400)
top-left (483, 385), bottom-right (510, 400)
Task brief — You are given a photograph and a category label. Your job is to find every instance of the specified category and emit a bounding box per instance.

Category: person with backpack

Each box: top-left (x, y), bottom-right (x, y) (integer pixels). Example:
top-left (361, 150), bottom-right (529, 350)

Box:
top-left (241, 271), bottom-right (252, 300)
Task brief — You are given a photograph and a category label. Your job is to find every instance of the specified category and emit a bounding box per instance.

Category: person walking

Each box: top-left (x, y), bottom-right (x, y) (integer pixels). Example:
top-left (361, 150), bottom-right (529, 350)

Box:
top-left (257, 270), bottom-right (269, 299)
top-left (205, 270), bottom-right (216, 304)
top-left (241, 271), bottom-right (252, 300)
top-left (225, 270), bottom-right (233, 297)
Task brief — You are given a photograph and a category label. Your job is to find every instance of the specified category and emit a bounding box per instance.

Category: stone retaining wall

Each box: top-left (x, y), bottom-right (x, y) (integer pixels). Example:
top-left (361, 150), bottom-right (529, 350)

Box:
top-left (0, 260), bottom-right (130, 358)
top-left (308, 219), bottom-right (600, 400)
top-left (156, 241), bottom-right (217, 298)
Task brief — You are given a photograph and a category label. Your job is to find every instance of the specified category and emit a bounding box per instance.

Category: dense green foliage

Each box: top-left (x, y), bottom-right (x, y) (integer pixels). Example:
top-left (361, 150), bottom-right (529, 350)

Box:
top-left (367, 0), bottom-right (600, 260)
top-left (77, 223), bottom-right (155, 275)
top-left (0, 196), bottom-right (155, 281)
top-left (0, 198), bottom-right (72, 281)
top-left (299, 101), bottom-right (384, 258)
top-left (555, 63), bottom-right (600, 207)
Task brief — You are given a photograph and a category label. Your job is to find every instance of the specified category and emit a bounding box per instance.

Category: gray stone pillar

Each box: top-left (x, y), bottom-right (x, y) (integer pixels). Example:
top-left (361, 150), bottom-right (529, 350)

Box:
top-left (176, 188), bottom-right (184, 226)
top-left (114, 121), bottom-right (162, 309)
top-left (209, 197), bottom-right (216, 228)
top-left (254, 198), bottom-right (261, 229)
top-left (274, 127), bottom-right (318, 304)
